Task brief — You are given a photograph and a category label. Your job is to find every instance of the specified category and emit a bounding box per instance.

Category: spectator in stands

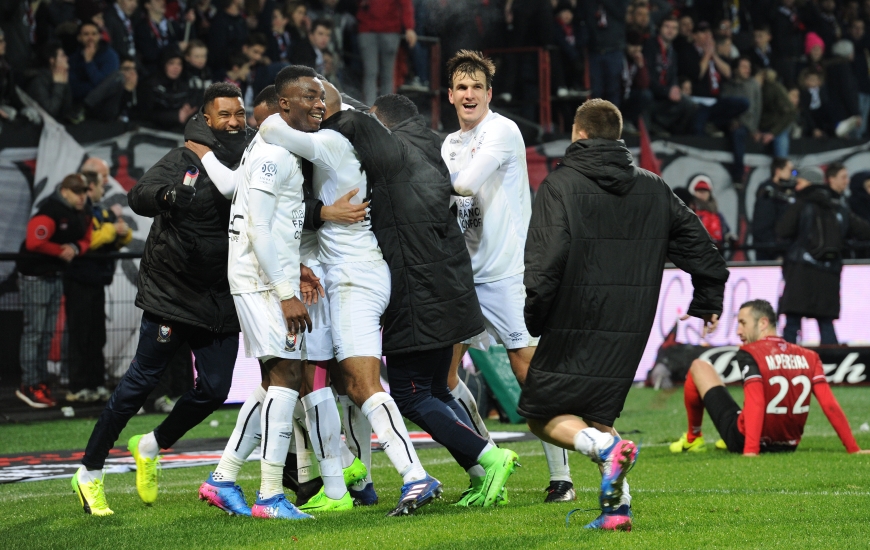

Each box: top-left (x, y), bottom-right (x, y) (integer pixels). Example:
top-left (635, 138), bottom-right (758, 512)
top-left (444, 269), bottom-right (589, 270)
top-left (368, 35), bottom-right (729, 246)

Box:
top-left (552, 2), bottom-right (585, 96)
top-left (117, 56), bottom-right (141, 122)
top-left (34, 0), bottom-right (78, 54)
top-left (629, 1), bottom-right (653, 41)
top-left (64, 159), bottom-right (132, 403)
top-left (848, 19), bottom-right (870, 137)
top-left (0, 27), bottom-right (26, 129)
top-left (26, 42), bottom-right (74, 122)
top-left (266, 6), bottom-right (293, 64)
top-left (135, 0), bottom-right (192, 76)
top-left (238, 32), bottom-right (269, 101)
top-left (208, 0), bottom-right (248, 75)
top-left (805, 0), bottom-right (841, 51)
top-left (690, 175), bottom-right (732, 252)
top-left (70, 21), bottom-right (125, 120)
top-left (752, 157), bottom-right (795, 261)
top-left (678, 21), bottom-right (748, 184)
top-left (286, 1), bottom-right (317, 69)
top-left (104, 0), bottom-right (139, 59)
top-left (674, 13), bottom-right (694, 51)
top-left (222, 51), bottom-right (250, 90)
top-left (644, 15), bottom-right (696, 135)
top-left (309, 19), bottom-right (333, 75)
top-left (777, 164), bottom-right (870, 345)
top-left (184, 39), bottom-right (213, 107)
top-left (15, 174), bottom-right (93, 408)
top-left (799, 32), bottom-right (825, 75)
top-left (357, 0), bottom-right (417, 105)
top-left (828, 40), bottom-right (863, 139)
top-left (621, 30), bottom-right (652, 133)
top-left (716, 34), bottom-right (739, 61)
top-left (582, 0), bottom-right (629, 106)
top-left (192, 0), bottom-right (218, 40)
top-left (747, 25), bottom-right (776, 71)
top-left (0, 0), bottom-right (31, 76)
top-left (139, 46), bottom-right (197, 130)
top-left (308, 0), bottom-right (355, 61)
top-left (770, 0), bottom-right (804, 87)
top-left (797, 66), bottom-right (861, 138)
top-left (757, 67), bottom-right (797, 157)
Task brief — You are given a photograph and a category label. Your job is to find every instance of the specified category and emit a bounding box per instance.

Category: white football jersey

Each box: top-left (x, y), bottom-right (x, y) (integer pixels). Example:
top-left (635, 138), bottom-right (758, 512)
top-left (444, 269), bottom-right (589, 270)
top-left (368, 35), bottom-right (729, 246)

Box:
top-left (442, 110), bottom-right (531, 283)
top-left (228, 133), bottom-right (305, 294)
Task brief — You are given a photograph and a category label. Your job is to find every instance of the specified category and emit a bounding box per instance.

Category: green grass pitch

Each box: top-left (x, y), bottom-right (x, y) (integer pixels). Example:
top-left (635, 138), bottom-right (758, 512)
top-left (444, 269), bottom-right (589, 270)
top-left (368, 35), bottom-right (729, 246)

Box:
top-left (2, 386), bottom-right (870, 549)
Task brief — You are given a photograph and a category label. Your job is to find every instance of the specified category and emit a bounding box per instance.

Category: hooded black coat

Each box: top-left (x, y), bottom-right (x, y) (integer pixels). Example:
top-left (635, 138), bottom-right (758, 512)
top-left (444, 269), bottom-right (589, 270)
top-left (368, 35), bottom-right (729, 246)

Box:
top-left (776, 184), bottom-right (870, 319)
top-left (128, 113), bottom-right (253, 333)
top-left (518, 139), bottom-right (729, 425)
top-left (321, 111), bottom-right (485, 355)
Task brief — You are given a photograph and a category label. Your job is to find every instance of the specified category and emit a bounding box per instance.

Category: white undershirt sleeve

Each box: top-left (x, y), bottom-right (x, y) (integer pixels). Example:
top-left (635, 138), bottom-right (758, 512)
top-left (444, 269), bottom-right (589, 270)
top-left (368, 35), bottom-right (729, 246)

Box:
top-left (450, 153), bottom-right (502, 196)
top-left (247, 187), bottom-right (297, 299)
top-left (258, 113), bottom-right (317, 161)
top-left (201, 152), bottom-right (243, 199)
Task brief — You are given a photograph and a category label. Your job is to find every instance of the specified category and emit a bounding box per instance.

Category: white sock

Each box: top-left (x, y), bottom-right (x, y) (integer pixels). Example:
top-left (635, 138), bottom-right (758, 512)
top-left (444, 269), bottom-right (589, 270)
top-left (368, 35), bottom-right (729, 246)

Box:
top-left (213, 385), bottom-right (266, 483)
top-left (620, 479), bottom-right (631, 507)
top-left (542, 440), bottom-right (572, 482)
top-left (339, 438), bottom-right (356, 469)
top-left (260, 386), bottom-right (299, 499)
top-left (77, 466), bottom-right (102, 483)
top-left (303, 387), bottom-right (346, 500)
top-left (138, 432), bottom-right (159, 459)
top-left (361, 392), bottom-right (426, 484)
top-left (450, 378), bottom-right (495, 445)
top-left (475, 442), bottom-right (495, 461)
top-left (467, 464), bottom-right (485, 478)
top-left (293, 401), bottom-right (318, 483)
top-left (338, 394), bottom-right (373, 488)
top-left (573, 428), bottom-right (615, 460)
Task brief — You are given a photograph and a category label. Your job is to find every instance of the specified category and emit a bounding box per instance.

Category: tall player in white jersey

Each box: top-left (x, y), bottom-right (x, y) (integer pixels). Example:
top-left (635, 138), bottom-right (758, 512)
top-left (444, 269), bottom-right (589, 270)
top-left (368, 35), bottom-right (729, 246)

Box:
top-left (260, 77), bottom-right (442, 516)
top-left (441, 50), bottom-right (575, 502)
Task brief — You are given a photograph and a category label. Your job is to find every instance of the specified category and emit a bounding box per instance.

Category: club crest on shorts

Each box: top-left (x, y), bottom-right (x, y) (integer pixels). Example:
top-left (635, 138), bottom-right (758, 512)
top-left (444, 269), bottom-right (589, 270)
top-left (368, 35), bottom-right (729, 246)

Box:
top-left (285, 333), bottom-right (299, 352)
top-left (157, 324), bottom-right (172, 343)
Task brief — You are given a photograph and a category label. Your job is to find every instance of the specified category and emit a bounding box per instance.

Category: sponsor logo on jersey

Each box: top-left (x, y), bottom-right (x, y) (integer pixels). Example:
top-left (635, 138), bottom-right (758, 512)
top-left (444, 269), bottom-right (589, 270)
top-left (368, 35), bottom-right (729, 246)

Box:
top-left (157, 325), bottom-right (172, 343)
top-left (262, 162), bottom-right (278, 176)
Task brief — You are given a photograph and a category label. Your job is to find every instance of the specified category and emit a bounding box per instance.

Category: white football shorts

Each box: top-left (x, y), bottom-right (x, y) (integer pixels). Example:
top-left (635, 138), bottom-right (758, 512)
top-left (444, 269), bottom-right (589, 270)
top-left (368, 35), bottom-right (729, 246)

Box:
top-left (323, 259), bottom-right (391, 362)
top-left (466, 273), bottom-right (539, 350)
top-left (233, 290), bottom-right (306, 361)
top-left (304, 263), bottom-right (334, 361)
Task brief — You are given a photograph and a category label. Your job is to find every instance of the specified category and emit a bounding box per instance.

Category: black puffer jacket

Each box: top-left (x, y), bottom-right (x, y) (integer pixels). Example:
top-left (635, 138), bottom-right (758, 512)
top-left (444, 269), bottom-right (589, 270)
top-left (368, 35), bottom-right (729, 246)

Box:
top-left (518, 139), bottom-right (729, 425)
top-left (128, 113), bottom-right (253, 333)
top-left (322, 111), bottom-right (485, 354)
top-left (776, 184), bottom-right (870, 319)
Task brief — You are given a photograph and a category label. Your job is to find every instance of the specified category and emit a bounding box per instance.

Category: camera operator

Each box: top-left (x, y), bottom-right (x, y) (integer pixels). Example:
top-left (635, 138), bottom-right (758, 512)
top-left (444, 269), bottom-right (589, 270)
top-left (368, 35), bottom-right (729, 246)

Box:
top-left (752, 157), bottom-right (796, 261)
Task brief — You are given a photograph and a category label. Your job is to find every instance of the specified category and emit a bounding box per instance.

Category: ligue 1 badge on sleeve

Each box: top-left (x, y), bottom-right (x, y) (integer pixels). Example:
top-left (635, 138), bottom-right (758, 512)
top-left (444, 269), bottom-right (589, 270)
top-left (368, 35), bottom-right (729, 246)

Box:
top-left (157, 324), bottom-right (172, 343)
top-left (285, 333), bottom-right (298, 352)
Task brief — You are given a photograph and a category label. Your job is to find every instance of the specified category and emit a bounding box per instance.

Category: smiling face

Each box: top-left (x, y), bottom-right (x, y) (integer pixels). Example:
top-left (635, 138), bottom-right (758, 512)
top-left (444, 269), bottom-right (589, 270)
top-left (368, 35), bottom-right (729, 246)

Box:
top-left (203, 96), bottom-right (246, 132)
top-left (278, 76), bottom-right (326, 132)
top-left (448, 69), bottom-right (492, 132)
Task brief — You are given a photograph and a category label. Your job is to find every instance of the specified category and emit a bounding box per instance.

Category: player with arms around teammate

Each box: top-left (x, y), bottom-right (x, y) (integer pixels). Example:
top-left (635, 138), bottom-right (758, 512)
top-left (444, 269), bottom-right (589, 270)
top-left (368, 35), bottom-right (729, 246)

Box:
top-left (671, 299), bottom-right (868, 456)
top-left (441, 49), bottom-right (575, 502)
top-left (72, 83), bottom-right (253, 516)
top-left (521, 99), bottom-right (729, 531)
top-left (260, 76), bottom-right (442, 517)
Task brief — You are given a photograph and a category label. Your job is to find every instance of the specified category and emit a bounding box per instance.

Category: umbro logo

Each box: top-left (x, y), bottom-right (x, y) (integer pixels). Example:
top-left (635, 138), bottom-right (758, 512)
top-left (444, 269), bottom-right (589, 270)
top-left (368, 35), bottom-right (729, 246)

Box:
top-left (508, 332), bottom-right (523, 341)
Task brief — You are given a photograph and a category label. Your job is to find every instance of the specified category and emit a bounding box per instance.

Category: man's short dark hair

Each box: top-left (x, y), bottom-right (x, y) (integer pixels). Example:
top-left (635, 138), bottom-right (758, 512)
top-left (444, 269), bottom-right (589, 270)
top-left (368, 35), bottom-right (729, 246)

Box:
top-left (825, 161), bottom-right (846, 180)
top-left (755, 25), bottom-right (771, 34)
top-left (275, 65), bottom-right (319, 95)
top-left (254, 85), bottom-right (279, 110)
top-left (228, 51), bottom-right (248, 69)
top-left (574, 99), bottom-right (623, 140)
top-left (311, 18), bottom-right (333, 33)
top-left (372, 94), bottom-right (418, 128)
top-left (659, 14), bottom-right (678, 30)
top-left (185, 39), bottom-right (207, 55)
top-left (771, 157), bottom-right (790, 177)
top-left (202, 82), bottom-right (242, 108)
top-left (245, 32), bottom-right (268, 48)
top-left (740, 299), bottom-right (777, 326)
top-left (446, 50), bottom-right (496, 89)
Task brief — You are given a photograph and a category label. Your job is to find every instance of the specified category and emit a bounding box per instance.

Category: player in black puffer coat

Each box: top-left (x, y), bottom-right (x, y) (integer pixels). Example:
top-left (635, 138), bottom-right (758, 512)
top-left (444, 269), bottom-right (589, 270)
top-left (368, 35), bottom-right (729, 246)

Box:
top-left (75, 84), bottom-right (254, 515)
top-left (519, 99), bottom-right (728, 529)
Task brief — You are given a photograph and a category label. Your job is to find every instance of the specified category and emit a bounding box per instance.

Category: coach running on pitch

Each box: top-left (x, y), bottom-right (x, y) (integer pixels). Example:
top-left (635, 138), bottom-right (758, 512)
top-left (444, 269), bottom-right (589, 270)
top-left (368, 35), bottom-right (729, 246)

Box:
top-left (518, 99), bottom-right (729, 531)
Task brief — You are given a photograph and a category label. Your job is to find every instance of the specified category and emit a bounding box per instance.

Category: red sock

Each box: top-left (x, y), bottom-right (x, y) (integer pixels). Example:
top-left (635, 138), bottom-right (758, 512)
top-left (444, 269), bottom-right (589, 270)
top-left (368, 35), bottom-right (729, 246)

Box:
top-left (684, 374), bottom-right (704, 442)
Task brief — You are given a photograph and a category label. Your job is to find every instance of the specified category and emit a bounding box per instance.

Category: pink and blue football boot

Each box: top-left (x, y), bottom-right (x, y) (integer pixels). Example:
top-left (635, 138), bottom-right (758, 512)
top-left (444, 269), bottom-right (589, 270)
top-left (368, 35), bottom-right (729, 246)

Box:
top-left (252, 492), bottom-right (313, 520)
top-left (598, 439), bottom-right (638, 513)
top-left (584, 504), bottom-right (633, 531)
top-left (199, 473), bottom-right (252, 516)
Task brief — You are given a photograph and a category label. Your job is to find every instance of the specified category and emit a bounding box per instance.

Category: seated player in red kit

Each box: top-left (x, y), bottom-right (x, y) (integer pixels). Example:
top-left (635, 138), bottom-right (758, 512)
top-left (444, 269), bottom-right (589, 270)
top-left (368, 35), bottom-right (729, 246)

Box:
top-left (670, 299), bottom-right (868, 456)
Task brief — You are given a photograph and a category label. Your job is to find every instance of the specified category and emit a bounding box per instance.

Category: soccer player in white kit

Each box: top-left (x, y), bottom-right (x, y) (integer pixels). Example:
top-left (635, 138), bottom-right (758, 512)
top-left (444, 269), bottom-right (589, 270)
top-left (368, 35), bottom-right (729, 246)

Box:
top-left (441, 50), bottom-right (576, 502)
top-left (260, 79), bottom-right (442, 517)
top-left (198, 66), bottom-right (325, 521)
top-left (195, 81), bottom-right (365, 516)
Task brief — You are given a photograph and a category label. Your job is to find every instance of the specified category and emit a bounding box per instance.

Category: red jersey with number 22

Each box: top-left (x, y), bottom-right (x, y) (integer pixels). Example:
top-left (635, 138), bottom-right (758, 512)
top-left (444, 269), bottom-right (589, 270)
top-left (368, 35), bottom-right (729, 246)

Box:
top-left (738, 336), bottom-right (825, 449)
